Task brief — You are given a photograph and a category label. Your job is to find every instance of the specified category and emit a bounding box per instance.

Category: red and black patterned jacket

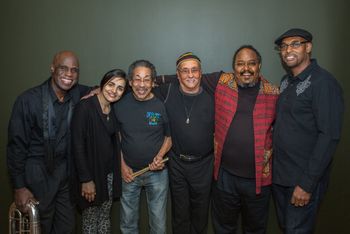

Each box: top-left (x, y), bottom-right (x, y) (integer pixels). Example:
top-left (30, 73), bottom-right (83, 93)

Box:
top-left (214, 73), bottom-right (279, 194)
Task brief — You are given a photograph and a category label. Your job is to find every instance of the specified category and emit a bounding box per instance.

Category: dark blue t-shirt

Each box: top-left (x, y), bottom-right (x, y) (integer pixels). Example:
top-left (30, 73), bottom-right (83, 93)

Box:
top-left (114, 92), bottom-right (170, 170)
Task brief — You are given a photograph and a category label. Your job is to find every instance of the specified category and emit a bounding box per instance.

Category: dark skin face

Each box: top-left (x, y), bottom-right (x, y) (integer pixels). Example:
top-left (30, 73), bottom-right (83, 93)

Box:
top-left (50, 51), bottom-right (79, 101)
top-left (233, 48), bottom-right (261, 87)
top-left (279, 36), bottom-right (312, 76)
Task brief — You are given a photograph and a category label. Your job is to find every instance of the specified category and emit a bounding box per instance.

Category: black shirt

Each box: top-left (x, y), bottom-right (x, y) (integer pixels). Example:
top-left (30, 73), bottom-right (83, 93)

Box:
top-left (273, 59), bottom-right (344, 192)
top-left (50, 83), bottom-right (72, 155)
top-left (221, 82), bottom-right (260, 178)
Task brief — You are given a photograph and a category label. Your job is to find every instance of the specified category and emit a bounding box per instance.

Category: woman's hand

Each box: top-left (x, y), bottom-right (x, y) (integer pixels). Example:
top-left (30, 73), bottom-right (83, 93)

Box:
top-left (81, 181), bottom-right (96, 202)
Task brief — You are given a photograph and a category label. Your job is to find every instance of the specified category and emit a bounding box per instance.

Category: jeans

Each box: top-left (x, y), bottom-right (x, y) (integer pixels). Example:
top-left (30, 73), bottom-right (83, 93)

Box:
top-left (120, 169), bottom-right (168, 234)
top-left (272, 177), bottom-right (329, 234)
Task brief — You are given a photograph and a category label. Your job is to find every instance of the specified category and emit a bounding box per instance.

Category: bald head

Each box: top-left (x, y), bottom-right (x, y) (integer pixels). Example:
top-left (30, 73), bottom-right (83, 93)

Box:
top-left (50, 51), bottom-right (80, 97)
top-left (51, 50), bottom-right (79, 69)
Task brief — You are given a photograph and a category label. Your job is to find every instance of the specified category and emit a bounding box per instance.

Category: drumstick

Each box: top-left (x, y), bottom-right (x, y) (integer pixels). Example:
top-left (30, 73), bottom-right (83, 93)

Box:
top-left (131, 157), bottom-right (169, 178)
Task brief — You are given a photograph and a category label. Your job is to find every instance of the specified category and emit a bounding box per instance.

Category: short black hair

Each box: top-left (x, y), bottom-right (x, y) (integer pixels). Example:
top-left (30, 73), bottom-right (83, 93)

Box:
top-left (128, 60), bottom-right (157, 81)
top-left (232, 45), bottom-right (262, 68)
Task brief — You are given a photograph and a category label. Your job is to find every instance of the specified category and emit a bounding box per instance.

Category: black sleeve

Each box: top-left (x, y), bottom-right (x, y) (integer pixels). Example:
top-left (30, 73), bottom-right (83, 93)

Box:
top-left (201, 71), bottom-right (222, 96)
top-left (155, 74), bottom-right (177, 85)
top-left (7, 96), bottom-right (32, 189)
top-left (161, 105), bottom-right (171, 137)
top-left (153, 83), bottom-right (172, 102)
top-left (298, 78), bottom-right (344, 192)
top-left (78, 84), bottom-right (92, 97)
top-left (71, 101), bottom-right (92, 183)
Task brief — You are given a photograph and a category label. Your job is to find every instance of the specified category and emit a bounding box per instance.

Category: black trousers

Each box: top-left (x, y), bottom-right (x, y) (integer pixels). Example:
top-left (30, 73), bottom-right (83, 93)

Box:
top-left (211, 168), bottom-right (271, 234)
top-left (25, 158), bottom-right (75, 234)
top-left (168, 152), bottom-right (213, 234)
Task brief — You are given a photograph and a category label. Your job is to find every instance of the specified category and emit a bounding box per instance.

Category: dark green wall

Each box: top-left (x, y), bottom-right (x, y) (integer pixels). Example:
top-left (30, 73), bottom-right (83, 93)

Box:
top-left (1, 0), bottom-right (349, 233)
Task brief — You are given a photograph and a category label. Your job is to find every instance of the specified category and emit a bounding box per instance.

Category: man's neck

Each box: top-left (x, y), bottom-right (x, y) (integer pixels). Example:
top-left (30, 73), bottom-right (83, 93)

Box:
top-left (50, 80), bottom-right (66, 102)
top-left (179, 84), bottom-right (201, 95)
top-left (132, 92), bottom-right (154, 101)
top-left (291, 59), bottom-right (311, 77)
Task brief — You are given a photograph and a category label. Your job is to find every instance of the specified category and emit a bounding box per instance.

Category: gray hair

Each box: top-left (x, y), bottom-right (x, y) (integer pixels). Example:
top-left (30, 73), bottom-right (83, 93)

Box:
top-left (128, 60), bottom-right (157, 81)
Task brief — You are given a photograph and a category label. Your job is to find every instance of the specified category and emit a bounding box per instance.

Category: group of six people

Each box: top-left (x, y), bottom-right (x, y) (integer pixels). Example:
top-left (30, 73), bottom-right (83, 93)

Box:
top-left (7, 27), bottom-right (344, 234)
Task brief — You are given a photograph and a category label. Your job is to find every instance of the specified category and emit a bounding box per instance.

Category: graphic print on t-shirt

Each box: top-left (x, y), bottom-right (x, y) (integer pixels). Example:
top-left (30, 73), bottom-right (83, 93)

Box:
top-left (146, 112), bottom-right (161, 126)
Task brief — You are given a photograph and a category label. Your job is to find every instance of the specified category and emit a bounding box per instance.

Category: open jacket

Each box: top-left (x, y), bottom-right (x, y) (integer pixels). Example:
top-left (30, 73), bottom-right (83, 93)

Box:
top-left (214, 73), bottom-right (279, 194)
top-left (71, 96), bottom-right (122, 209)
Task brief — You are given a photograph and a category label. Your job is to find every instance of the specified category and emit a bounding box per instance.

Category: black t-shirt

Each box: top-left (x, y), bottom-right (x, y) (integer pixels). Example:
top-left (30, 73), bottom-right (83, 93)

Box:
top-left (114, 93), bottom-right (170, 170)
top-left (154, 81), bottom-right (214, 156)
top-left (221, 82), bottom-right (260, 178)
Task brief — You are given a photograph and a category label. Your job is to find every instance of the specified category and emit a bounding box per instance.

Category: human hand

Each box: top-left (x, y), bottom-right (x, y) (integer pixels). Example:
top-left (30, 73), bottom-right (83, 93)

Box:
top-left (121, 163), bottom-right (134, 183)
top-left (81, 181), bottom-right (96, 202)
top-left (81, 87), bottom-right (100, 100)
top-left (149, 155), bottom-right (164, 171)
top-left (14, 187), bottom-right (36, 213)
top-left (291, 185), bottom-right (311, 207)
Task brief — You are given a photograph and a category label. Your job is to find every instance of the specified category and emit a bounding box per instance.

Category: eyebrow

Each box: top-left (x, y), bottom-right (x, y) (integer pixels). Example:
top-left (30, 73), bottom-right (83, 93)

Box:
top-left (179, 66), bottom-right (200, 70)
top-left (236, 59), bottom-right (257, 62)
top-left (135, 74), bottom-right (151, 78)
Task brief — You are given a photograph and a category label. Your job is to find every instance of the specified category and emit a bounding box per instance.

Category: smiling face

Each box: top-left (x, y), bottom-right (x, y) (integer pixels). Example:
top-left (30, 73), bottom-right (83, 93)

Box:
top-left (101, 76), bottom-right (126, 103)
top-left (129, 66), bottom-right (154, 101)
top-left (233, 48), bottom-right (261, 87)
top-left (279, 36), bottom-right (312, 76)
top-left (176, 59), bottom-right (202, 94)
top-left (50, 51), bottom-right (79, 96)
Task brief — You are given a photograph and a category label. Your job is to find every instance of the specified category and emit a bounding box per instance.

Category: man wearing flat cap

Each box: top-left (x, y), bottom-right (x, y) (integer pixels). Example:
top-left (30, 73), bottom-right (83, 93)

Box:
top-left (272, 28), bottom-right (344, 233)
top-left (155, 52), bottom-right (215, 233)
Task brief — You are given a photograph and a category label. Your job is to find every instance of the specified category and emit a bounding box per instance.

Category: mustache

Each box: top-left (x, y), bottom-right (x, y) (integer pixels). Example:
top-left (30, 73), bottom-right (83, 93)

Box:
top-left (239, 70), bottom-right (254, 76)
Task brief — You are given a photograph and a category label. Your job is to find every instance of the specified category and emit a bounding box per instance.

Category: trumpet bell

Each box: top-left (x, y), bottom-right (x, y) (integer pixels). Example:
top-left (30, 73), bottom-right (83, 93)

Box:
top-left (9, 200), bottom-right (40, 234)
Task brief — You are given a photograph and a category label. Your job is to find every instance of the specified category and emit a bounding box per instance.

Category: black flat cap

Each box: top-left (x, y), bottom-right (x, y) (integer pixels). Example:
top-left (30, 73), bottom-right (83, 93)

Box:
top-left (274, 28), bottom-right (313, 45)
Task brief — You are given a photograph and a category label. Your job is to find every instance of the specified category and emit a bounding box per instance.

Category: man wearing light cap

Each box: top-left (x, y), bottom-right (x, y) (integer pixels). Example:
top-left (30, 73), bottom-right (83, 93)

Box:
top-left (154, 52), bottom-right (215, 233)
top-left (272, 28), bottom-right (344, 233)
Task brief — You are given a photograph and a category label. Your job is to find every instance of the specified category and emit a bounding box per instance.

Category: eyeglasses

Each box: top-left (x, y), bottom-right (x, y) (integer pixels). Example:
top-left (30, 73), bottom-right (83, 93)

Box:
top-left (276, 41), bottom-right (309, 51)
top-left (132, 77), bottom-right (153, 85)
top-left (56, 65), bottom-right (79, 74)
top-left (178, 68), bottom-right (200, 75)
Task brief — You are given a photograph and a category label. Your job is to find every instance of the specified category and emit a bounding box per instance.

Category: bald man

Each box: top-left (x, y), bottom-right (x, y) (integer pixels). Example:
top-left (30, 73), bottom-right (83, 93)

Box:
top-left (7, 51), bottom-right (90, 233)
